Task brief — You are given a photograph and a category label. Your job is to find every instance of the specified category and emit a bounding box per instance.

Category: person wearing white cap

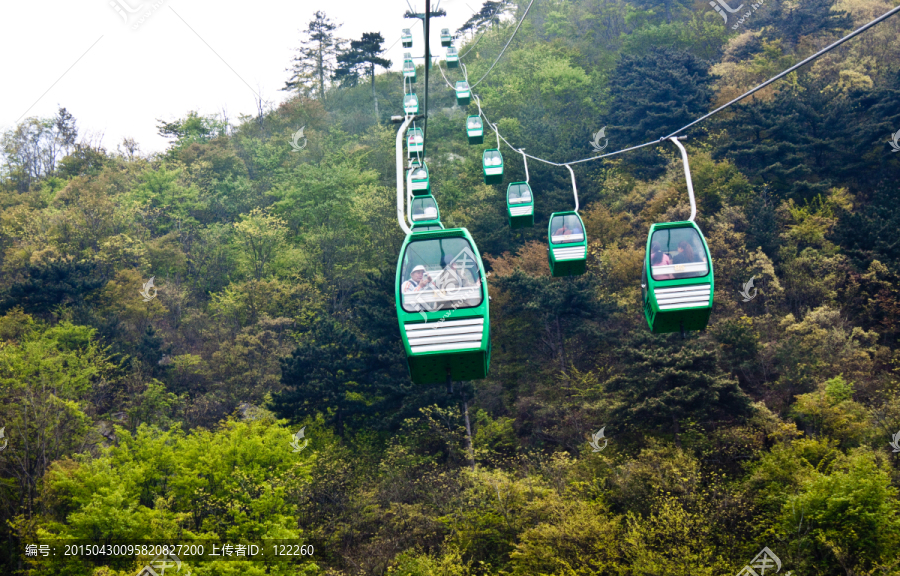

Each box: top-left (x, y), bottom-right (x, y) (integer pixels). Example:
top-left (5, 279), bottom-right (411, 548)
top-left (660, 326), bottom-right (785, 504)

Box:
top-left (402, 264), bottom-right (434, 293)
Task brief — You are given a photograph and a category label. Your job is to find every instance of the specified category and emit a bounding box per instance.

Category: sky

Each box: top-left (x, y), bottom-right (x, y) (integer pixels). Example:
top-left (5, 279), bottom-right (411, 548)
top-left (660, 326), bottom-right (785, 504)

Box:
top-left (0, 0), bottom-right (480, 155)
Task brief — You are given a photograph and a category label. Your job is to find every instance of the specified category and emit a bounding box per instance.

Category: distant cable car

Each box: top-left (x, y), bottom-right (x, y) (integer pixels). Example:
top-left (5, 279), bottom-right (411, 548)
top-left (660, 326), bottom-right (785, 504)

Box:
top-left (466, 116), bottom-right (484, 144)
top-left (407, 160), bottom-right (430, 195)
top-left (642, 138), bottom-right (714, 335)
top-left (402, 29), bottom-right (413, 48)
top-left (404, 93), bottom-right (419, 115)
top-left (441, 28), bottom-right (452, 47)
top-left (447, 46), bottom-right (459, 68)
top-left (396, 228), bottom-right (491, 384)
top-left (407, 127), bottom-right (424, 157)
top-left (403, 59), bottom-right (416, 82)
top-left (410, 194), bottom-right (441, 226)
top-left (455, 81), bottom-right (470, 106)
top-left (548, 212), bottom-right (587, 276)
top-left (507, 182), bottom-right (534, 229)
top-left (404, 52), bottom-right (412, 60)
top-left (482, 149), bottom-right (503, 185)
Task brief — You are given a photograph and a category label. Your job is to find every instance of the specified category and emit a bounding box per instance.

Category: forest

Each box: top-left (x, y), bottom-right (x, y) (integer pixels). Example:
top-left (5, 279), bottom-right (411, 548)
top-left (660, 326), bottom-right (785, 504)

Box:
top-left (2, 0), bottom-right (900, 573)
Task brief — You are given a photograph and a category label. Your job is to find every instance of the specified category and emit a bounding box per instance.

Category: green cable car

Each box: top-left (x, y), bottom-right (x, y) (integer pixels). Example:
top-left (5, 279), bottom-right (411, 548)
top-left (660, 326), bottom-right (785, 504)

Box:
top-left (506, 182), bottom-right (534, 229)
top-left (548, 212), bottom-right (587, 276)
top-left (441, 28), bottom-right (452, 47)
top-left (447, 46), bottom-right (459, 68)
top-left (412, 222), bottom-right (445, 232)
top-left (396, 228), bottom-right (491, 384)
top-left (403, 59), bottom-right (416, 82)
top-left (407, 128), bottom-right (424, 158)
top-left (402, 28), bottom-right (413, 48)
top-left (407, 160), bottom-right (430, 195)
top-left (641, 222), bottom-right (713, 334)
top-left (404, 93), bottom-right (419, 115)
top-left (482, 149), bottom-right (503, 185)
top-left (466, 116), bottom-right (484, 144)
top-left (455, 81), bottom-right (470, 106)
top-left (410, 194), bottom-right (441, 226)
top-left (640, 137), bottom-right (714, 335)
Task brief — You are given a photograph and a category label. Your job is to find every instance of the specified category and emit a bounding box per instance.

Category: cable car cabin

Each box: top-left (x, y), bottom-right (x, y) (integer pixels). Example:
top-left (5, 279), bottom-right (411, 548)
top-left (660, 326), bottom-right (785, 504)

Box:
top-left (447, 46), bottom-right (459, 68)
top-left (466, 116), bottom-right (484, 144)
top-left (412, 222), bottom-right (444, 232)
top-left (404, 52), bottom-right (412, 60)
top-left (506, 182), bottom-right (534, 229)
top-left (396, 228), bottom-right (491, 384)
top-left (410, 195), bottom-right (441, 226)
top-left (407, 160), bottom-right (430, 195)
top-left (641, 221), bottom-right (714, 334)
top-left (402, 29), bottom-right (413, 48)
top-left (407, 128), bottom-right (424, 158)
top-left (441, 28), bottom-right (452, 47)
top-left (548, 212), bottom-right (587, 277)
top-left (482, 149), bottom-right (503, 185)
top-left (403, 59), bottom-right (416, 82)
top-left (455, 81), bottom-right (471, 106)
top-left (404, 94), bottom-right (419, 115)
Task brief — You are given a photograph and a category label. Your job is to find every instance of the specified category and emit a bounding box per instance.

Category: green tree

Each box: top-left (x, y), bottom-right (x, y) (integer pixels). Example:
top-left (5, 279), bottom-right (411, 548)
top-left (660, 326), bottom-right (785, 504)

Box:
top-left (334, 32), bottom-right (391, 121)
top-left (283, 11), bottom-right (343, 101)
top-left (606, 334), bottom-right (754, 448)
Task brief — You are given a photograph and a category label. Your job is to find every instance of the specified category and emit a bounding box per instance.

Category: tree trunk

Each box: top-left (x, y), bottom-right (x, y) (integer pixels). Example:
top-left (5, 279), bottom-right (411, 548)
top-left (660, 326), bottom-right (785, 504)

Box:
top-left (672, 415), bottom-right (681, 449)
top-left (462, 390), bottom-right (476, 471)
top-left (371, 64), bottom-right (379, 123)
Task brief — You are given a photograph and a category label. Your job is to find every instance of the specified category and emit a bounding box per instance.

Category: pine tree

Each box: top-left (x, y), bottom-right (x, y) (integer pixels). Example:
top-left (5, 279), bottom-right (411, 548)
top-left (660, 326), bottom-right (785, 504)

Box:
top-left (283, 11), bottom-right (343, 101)
top-left (607, 47), bottom-right (714, 178)
top-left (606, 333), bottom-right (753, 448)
top-left (334, 32), bottom-right (391, 122)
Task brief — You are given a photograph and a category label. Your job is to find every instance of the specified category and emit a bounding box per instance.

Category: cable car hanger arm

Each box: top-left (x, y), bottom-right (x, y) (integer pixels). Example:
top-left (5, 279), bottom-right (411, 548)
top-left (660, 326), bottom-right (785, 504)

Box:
top-left (668, 137), bottom-right (696, 222)
top-left (565, 164), bottom-right (579, 212)
top-left (396, 116), bottom-right (415, 235)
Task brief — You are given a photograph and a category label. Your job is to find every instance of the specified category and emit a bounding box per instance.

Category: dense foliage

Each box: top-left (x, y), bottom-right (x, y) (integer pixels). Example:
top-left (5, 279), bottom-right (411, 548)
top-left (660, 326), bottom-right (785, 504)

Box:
top-left (2, 0), bottom-right (900, 574)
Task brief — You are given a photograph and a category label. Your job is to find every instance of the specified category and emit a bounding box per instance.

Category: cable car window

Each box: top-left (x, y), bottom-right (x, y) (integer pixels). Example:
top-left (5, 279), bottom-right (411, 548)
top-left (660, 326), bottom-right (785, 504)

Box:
top-left (401, 237), bottom-right (483, 313)
top-left (411, 167), bottom-right (427, 179)
top-left (411, 198), bottom-right (438, 221)
top-left (550, 214), bottom-right (584, 244)
top-left (649, 227), bottom-right (708, 280)
top-left (508, 184), bottom-right (531, 204)
top-left (457, 82), bottom-right (469, 91)
top-left (484, 151), bottom-right (502, 166)
top-left (467, 117), bottom-right (482, 130)
top-left (447, 46), bottom-right (458, 55)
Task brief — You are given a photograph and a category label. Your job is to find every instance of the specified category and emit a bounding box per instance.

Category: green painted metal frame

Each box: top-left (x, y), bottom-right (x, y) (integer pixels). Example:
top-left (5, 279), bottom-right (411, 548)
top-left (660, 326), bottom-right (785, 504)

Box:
top-left (482, 149), bottom-right (504, 185)
top-left (547, 211), bottom-right (587, 277)
top-left (506, 182), bottom-right (534, 229)
top-left (641, 221), bottom-right (714, 333)
top-left (395, 228), bottom-right (491, 384)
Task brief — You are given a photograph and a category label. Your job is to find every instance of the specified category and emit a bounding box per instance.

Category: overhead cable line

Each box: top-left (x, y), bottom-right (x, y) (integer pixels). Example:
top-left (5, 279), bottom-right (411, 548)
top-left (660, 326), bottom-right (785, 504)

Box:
top-left (458, 1), bottom-right (506, 58)
top-left (454, 2), bottom-right (900, 168)
top-left (469, 0), bottom-right (535, 89)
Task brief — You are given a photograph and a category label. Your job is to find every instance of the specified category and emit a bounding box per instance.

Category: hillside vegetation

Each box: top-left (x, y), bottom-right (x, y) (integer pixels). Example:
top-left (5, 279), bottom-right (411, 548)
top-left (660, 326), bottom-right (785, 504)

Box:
top-left (2, 0), bottom-right (900, 574)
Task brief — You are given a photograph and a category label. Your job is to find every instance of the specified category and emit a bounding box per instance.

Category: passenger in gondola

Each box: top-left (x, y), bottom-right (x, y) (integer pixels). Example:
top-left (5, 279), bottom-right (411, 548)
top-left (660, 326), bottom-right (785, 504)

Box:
top-left (554, 220), bottom-right (582, 237)
top-left (650, 242), bottom-right (674, 280)
top-left (402, 265), bottom-right (434, 293)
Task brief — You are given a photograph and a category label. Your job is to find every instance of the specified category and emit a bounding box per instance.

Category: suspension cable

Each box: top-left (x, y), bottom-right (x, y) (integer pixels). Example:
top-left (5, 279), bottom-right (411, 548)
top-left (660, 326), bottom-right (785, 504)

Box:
top-left (452, 2), bottom-right (900, 168)
top-left (468, 0), bottom-right (535, 89)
